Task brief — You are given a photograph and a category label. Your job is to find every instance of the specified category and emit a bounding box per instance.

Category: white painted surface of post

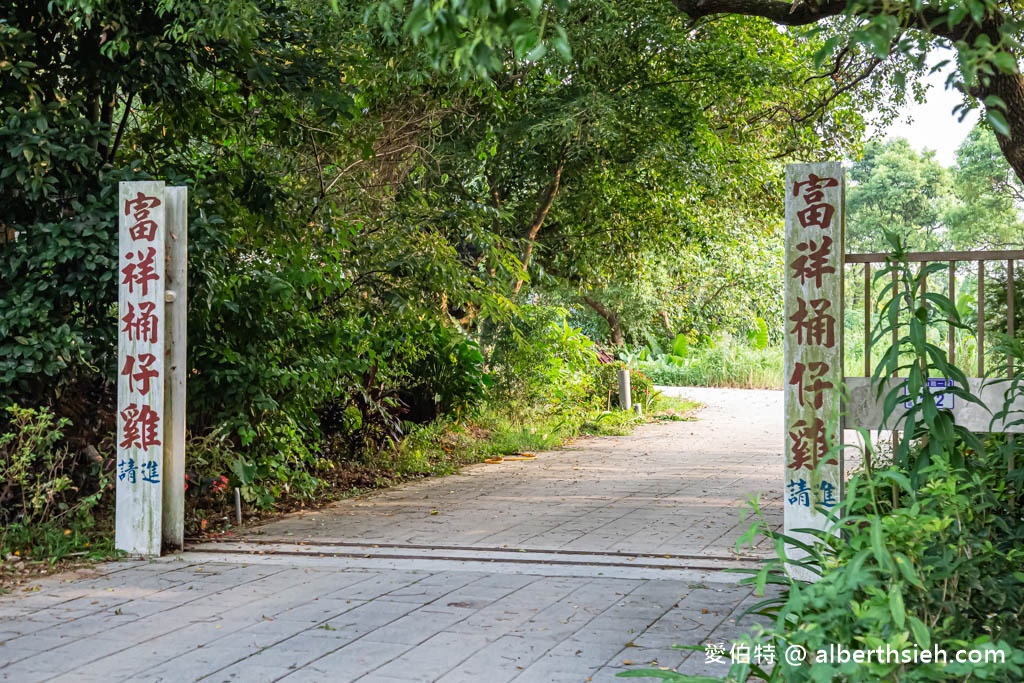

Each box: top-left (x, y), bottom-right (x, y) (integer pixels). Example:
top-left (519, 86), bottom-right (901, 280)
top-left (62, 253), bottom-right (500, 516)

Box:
top-left (783, 163), bottom-right (844, 566)
top-left (117, 181), bottom-right (166, 556)
top-left (163, 186), bottom-right (187, 550)
top-left (617, 369), bottom-right (632, 411)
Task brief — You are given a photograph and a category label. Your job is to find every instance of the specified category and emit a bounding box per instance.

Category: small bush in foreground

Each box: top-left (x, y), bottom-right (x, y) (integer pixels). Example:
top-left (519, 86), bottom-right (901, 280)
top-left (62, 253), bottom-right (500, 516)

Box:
top-left (0, 405), bottom-right (111, 562)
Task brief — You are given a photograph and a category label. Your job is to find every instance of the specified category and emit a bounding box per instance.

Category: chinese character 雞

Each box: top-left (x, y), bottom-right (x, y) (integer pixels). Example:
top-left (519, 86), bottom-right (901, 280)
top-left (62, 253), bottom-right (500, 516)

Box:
top-left (790, 236), bottom-right (835, 288)
top-left (789, 298), bottom-right (836, 348)
top-left (787, 418), bottom-right (838, 472)
top-left (120, 403), bottom-right (162, 450)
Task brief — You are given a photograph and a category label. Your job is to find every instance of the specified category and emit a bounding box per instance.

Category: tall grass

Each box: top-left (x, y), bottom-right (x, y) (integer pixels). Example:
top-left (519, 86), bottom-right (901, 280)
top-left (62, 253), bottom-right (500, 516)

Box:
top-left (635, 338), bottom-right (783, 389)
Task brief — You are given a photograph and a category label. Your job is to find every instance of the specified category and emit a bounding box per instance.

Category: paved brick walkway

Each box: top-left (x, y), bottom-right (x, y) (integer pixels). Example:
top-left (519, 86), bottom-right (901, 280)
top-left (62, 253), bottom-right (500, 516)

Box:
top-left (0, 388), bottom-right (788, 682)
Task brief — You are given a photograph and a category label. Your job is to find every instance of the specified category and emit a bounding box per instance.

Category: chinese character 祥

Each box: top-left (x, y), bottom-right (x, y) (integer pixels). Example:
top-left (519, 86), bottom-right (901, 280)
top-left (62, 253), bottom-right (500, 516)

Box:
top-left (786, 478), bottom-right (811, 507)
top-left (788, 418), bottom-right (838, 472)
top-left (140, 460), bottom-right (160, 484)
top-left (790, 236), bottom-right (835, 288)
top-left (124, 192), bottom-right (161, 220)
top-left (731, 644), bottom-right (751, 665)
top-left (704, 642), bottom-right (727, 665)
top-left (789, 361), bottom-right (834, 410)
top-left (118, 458), bottom-right (137, 483)
top-left (792, 174), bottom-right (839, 204)
top-left (120, 403), bottom-right (162, 450)
top-left (122, 301), bottom-right (160, 344)
top-left (121, 353), bottom-right (159, 396)
top-left (789, 297), bottom-right (836, 348)
top-left (754, 644), bottom-right (776, 665)
top-left (819, 480), bottom-right (838, 508)
top-left (121, 247), bottom-right (160, 296)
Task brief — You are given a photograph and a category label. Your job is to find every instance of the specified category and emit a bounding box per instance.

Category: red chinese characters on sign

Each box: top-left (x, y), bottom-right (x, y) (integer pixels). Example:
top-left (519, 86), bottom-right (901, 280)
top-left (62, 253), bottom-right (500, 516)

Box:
top-left (122, 301), bottom-right (160, 343)
top-left (118, 185), bottom-right (164, 491)
top-left (121, 247), bottom-right (160, 296)
top-left (786, 169), bottom-right (841, 491)
top-left (121, 353), bottom-right (159, 395)
top-left (789, 297), bottom-right (836, 349)
top-left (792, 174), bottom-right (839, 230)
top-left (124, 193), bottom-right (162, 241)
top-left (787, 418), bottom-right (838, 472)
top-left (789, 361), bottom-right (834, 410)
top-left (119, 403), bottom-right (162, 450)
top-left (790, 236), bottom-right (835, 288)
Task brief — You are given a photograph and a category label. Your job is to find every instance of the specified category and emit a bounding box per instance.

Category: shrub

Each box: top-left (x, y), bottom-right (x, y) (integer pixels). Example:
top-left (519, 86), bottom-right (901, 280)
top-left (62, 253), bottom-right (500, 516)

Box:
top-left (0, 405), bottom-right (108, 559)
top-left (486, 304), bottom-right (601, 415)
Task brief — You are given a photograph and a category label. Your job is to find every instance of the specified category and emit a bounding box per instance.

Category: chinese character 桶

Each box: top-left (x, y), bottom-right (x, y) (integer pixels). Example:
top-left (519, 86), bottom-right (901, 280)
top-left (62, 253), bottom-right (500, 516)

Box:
top-left (140, 460), bottom-right (160, 484)
top-left (124, 192), bottom-right (161, 220)
top-left (121, 301), bottom-right (159, 344)
top-left (789, 297), bottom-right (836, 348)
top-left (704, 642), bottom-right (727, 665)
top-left (819, 480), bottom-right (838, 508)
top-left (786, 478), bottom-right (811, 507)
top-left (121, 247), bottom-right (160, 296)
top-left (790, 236), bottom-right (835, 288)
top-left (118, 458), bottom-right (137, 483)
top-left (789, 361), bottom-right (834, 410)
top-left (788, 418), bottom-right (838, 472)
top-left (121, 353), bottom-right (159, 396)
top-left (120, 403), bottom-right (162, 450)
top-left (792, 174), bottom-right (839, 204)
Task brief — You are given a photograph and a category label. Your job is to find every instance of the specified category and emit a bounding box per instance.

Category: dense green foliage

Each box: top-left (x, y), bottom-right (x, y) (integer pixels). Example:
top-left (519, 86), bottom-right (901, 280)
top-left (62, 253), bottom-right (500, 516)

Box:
top-left (1, 0), bottom-right (882, 518)
top-left (622, 241), bottom-right (1024, 682)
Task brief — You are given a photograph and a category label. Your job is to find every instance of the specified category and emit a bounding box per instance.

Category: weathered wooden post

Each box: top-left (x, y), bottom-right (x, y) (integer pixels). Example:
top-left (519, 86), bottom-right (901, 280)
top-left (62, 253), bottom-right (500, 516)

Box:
top-left (783, 163), bottom-right (844, 566)
top-left (163, 187), bottom-right (188, 550)
top-left (117, 181), bottom-right (187, 556)
top-left (117, 181), bottom-right (167, 555)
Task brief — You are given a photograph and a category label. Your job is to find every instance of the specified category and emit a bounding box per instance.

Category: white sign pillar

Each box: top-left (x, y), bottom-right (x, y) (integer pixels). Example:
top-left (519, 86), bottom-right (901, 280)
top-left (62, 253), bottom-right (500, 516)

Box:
top-left (117, 181), bottom-right (167, 555)
top-left (783, 163), bottom-right (844, 552)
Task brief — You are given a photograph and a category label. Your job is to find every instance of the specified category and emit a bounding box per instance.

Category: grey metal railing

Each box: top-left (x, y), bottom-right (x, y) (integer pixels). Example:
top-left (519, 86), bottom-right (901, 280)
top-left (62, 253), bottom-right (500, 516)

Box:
top-left (845, 250), bottom-right (1024, 378)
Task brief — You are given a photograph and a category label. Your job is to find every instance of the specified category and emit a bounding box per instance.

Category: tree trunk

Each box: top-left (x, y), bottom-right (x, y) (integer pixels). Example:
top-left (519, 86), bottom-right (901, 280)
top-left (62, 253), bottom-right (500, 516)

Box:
top-left (584, 296), bottom-right (624, 347)
top-left (977, 71), bottom-right (1024, 185)
top-left (512, 152), bottom-right (566, 297)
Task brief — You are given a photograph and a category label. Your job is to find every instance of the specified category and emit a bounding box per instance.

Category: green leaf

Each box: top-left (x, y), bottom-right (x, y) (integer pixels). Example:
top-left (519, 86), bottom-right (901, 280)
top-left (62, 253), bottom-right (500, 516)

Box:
top-left (888, 583), bottom-right (906, 629)
top-left (908, 616), bottom-right (931, 648)
top-left (986, 109), bottom-right (1011, 136)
